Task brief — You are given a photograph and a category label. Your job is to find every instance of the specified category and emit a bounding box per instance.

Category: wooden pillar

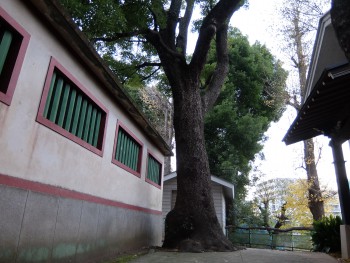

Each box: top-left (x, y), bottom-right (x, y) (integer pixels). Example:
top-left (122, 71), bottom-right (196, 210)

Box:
top-left (330, 139), bottom-right (350, 225)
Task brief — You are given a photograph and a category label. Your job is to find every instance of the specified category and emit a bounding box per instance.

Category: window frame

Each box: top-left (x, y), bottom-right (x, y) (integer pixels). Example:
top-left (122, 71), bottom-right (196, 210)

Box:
top-left (36, 57), bottom-right (108, 157)
top-left (112, 121), bottom-right (143, 178)
top-left (0, 7), bottom-right (30, 106)
top-left (145, 150), bottom-right (163, 189)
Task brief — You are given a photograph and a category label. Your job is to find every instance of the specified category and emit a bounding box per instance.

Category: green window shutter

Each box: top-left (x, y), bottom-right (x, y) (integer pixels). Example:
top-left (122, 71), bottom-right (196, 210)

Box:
top-left (0, 30), bottom-right (13, 76)
top-left (71, 94), bottom-right (82, 135)
top-left (77, 99), bottom-right (87, 139)
top-left (92, 111), bottom-right (101, 148)
top-left (48, 77), bottom-right (64, 122)
top-left (43, 72), bottom-right (57, 118)
top-left (124, 135), bottom-right (131, 167)
top-left (147, 155), bottom-right (161, 185)
top-left (63, 88), bottom-right (77, 131)
top-left (132, 143), bottom-right (137, 170)
top-left (115, 127), bottom-right (122, 160)
top-left (57, 83), bottom-right (71, 127)
top-left (43, 69), bottom-right (105, 149)
top-left (82, 103), bottom-right (92, 142)
top-left (87, 108), bottom-right (97, 145)
top-left (115, 128), bottom-right (141, 172)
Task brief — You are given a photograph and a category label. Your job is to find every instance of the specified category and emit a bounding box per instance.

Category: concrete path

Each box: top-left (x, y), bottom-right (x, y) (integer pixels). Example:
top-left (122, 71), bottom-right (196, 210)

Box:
top-left (130, 248), bottom-right (338, 263)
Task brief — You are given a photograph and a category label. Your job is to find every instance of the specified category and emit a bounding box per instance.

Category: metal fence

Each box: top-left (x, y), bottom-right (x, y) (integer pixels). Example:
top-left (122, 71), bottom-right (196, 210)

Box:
top-left (227, 227), bottom-right (313, 251)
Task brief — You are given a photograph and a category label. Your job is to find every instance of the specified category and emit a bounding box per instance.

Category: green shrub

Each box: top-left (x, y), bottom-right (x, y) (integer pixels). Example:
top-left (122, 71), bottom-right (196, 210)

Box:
top-left (311, 215), bottom-right (342, 253)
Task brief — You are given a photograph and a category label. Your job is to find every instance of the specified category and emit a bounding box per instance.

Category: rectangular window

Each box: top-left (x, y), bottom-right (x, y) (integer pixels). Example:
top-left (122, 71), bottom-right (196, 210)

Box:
top-left (112, 122), bottom-right (143, 177)
top-left (0, 7), bottom-right (30, 105)
top-left (37, 57), bottom-right (108, 156)
top-left (146, 152), bottom-right (162, 188)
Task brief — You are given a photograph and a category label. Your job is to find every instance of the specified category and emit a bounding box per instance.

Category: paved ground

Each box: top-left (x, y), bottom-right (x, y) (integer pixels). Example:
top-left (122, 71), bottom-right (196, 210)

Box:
top-left (129, 248), bottom-right (338, 263)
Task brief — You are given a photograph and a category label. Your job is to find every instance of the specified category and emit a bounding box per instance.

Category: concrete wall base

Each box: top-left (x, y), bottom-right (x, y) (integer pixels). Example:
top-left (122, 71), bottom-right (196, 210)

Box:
top-left (340, 225), bottom-right (350, 259)
top-left (0, 184), bottom-right (162, 263)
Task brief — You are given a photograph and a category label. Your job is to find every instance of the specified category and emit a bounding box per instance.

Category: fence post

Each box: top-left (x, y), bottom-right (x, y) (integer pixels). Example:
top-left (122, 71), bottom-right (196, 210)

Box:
top-left (249, 228), bottom-right (251, 247)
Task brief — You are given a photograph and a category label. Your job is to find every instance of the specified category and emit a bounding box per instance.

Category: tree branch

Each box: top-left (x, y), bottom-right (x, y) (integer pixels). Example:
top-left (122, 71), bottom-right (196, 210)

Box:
top-left (149, 7), bottom-right (159, 31)
top-left (135, 62), bottom-right (162, 70)
top-left (164, 0), bottom-right (182, 49)
top-left (91, 31), bottom-right (144, 42)
top-left (201, 23), bottom-right (229, 114)
top-left (141, 66), bottom-right (162, 81)
top-left (176, 0), bottom-right (195, 56)
top-left (144, 29), bottom-right (184, 61)
top-left (190, 0), bottom-right (241, 76)
top-left (315, 145), bottom-right (322, 166)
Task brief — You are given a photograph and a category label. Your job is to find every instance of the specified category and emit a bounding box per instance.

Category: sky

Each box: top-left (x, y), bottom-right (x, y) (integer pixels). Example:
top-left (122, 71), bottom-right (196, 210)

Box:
top-left (230, 0), bottom-right (349, 191)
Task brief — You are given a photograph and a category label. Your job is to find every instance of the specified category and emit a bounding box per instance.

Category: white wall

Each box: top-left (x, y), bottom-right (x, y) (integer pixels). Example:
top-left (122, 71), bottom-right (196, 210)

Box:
top-left (0, 0), bottom-right (164, 211)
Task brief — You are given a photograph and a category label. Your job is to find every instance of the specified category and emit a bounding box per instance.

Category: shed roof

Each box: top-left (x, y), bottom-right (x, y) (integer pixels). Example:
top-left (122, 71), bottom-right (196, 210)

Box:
top-left (24, 0), bottom-right (172, 156)
top-left (164, 172), bottom-right (235, 200)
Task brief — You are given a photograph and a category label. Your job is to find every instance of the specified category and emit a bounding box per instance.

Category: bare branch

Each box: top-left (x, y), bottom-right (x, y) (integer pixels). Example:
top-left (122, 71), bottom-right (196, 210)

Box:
top-left (141, 66), bottom-right (161, 81)
top-left (135, 62), bottom-right (162, 70)
top-left (286, 99), bottom-right (301, 111)
top-left (91, 31), bottom-right (144, 42)
top-left (315, 145), bottom-right (322, 166)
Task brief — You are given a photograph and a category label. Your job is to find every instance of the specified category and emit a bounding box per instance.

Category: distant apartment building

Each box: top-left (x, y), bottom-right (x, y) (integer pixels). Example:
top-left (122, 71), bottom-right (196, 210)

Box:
top-left (254, 178), bottom-right (296, 215)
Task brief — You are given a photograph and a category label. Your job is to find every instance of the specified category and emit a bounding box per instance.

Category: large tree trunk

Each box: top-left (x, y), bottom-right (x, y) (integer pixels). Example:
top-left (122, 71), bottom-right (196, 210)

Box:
top-left (331, 0), bottom-right (350, 60)
top-left (143, 0), bottom-right (242, 251)
top-left (162, 78), bottom-right (234, 251)
top-left (303, 139), bottom-right (324, 220)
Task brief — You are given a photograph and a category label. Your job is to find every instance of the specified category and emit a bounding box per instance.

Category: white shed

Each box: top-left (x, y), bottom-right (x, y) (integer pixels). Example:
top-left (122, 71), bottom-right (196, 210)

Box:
top-left (162, 171), bottom-right (234, 234)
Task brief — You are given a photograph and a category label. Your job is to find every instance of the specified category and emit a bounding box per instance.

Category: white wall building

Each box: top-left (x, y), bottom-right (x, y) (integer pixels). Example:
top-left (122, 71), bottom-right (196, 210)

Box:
top-left (0, 1), bottom-right (172, 262)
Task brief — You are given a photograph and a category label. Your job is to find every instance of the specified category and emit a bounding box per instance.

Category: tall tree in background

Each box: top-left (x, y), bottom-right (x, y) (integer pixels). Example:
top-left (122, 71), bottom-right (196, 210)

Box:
top-left (204, 29), bottom-right (287, 225)
top-left (279, 0), bottom-right (329, 220)
top-left (285, 179), bottom-right (337, 227)
top-left (61, 0), bottom-right (245, 251)
top-left (128, 85), bottom-right (174, 174)
top-left (205, 30), bottom-right (287, 188)
top-left (253, 178), bottom-right (293, 228)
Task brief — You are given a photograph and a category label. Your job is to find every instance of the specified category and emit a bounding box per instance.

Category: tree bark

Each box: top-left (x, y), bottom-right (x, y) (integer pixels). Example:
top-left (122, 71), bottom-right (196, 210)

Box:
top-left (331, 0), bottom-right (350, 60)
top-left (303, 139), bottom-right (324, 220)
top-left (163, 79), bottom-right (234, 251)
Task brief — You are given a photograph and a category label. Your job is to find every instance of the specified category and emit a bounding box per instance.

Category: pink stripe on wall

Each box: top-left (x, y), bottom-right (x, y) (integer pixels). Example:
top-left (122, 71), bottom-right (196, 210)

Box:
top-left (0, 173), bottom-right (162, 215)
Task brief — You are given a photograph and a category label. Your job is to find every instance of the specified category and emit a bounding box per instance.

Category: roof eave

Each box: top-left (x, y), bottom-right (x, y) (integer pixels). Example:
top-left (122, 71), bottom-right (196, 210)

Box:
top-left (163, 172), bottom-right (235, 200)
top-left (24, 0), bottom-right (173, 156)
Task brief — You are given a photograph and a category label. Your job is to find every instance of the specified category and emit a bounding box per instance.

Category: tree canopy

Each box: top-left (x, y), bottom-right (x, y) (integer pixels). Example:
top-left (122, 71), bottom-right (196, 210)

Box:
top-left (205, 29), bottom-right (288, 199)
